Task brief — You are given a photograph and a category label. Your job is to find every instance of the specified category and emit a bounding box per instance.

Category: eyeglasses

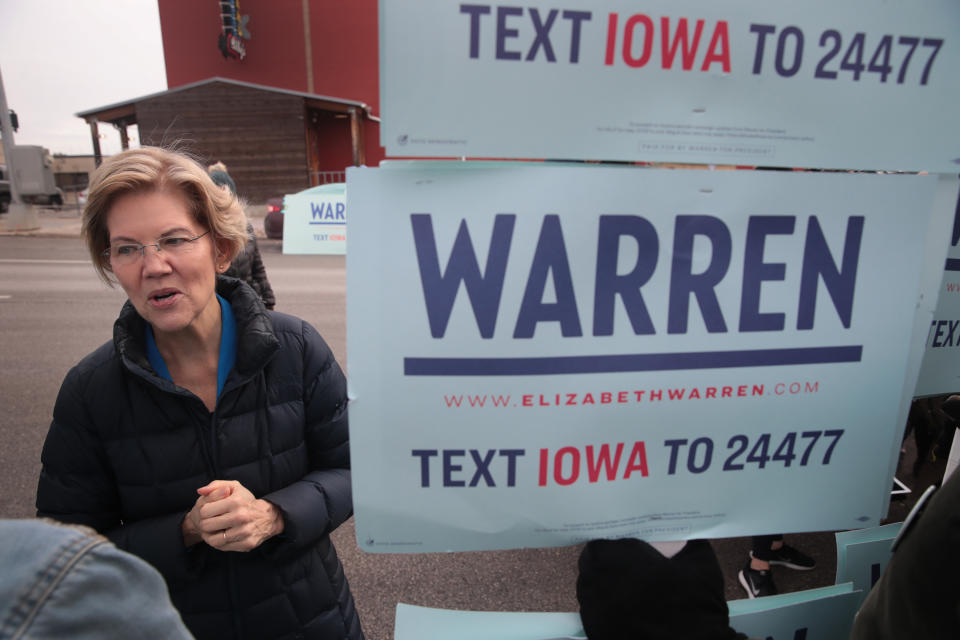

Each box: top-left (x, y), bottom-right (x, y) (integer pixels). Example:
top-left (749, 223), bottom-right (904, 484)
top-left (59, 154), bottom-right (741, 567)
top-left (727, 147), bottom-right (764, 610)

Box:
top-left (103, 231), bottom-right (210, 266)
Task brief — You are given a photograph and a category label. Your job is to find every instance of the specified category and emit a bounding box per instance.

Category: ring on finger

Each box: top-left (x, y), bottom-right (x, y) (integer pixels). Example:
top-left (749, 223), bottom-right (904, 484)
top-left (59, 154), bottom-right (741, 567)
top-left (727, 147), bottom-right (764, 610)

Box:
top-left (223, 531), bottom-right (227, 543)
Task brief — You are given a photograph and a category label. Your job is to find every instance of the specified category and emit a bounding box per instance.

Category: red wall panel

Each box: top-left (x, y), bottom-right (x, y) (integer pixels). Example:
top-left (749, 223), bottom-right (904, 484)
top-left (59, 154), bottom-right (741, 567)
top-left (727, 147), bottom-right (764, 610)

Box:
top-left (307, 0), bottom-right (379, 112)
top-left (158, 0), bottom-right (378, 112)
top-left (157, 0), bottom-right (383, 165)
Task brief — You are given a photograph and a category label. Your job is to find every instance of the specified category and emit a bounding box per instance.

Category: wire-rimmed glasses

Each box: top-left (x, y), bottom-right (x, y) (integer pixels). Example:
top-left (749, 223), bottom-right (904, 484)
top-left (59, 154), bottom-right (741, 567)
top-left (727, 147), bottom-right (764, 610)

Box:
top-left (103, 231), bottom-right (210, 266)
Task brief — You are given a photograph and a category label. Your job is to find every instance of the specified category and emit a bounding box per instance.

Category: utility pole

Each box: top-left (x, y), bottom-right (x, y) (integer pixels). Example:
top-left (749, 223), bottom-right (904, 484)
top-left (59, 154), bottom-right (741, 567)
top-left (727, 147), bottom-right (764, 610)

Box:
top-left (0, 63), bottom-right (38, 230)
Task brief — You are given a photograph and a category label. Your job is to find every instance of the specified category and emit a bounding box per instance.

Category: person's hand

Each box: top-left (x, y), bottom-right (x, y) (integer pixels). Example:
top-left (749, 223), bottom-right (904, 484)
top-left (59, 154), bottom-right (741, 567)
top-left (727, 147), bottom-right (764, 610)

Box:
top-left (182, 484), bottom-right (231, 547)
top-left (185, 480), bottom-right (285, 552)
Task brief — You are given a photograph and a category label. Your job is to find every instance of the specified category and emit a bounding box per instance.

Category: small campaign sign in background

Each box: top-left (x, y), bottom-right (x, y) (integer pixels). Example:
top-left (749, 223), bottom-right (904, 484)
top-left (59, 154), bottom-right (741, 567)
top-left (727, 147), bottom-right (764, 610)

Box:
top-left (915, 188), bottom-right (960, 396)
top-left (834, 522), bottom-right (902, 610)
top-left (380, 0), bottom-right (960, 172)
top-left (728, 583), bottom-right (862, 640)
top-left (282, 183), bottom-right (347, 255)
top-left (346, 162), bottom-right (954, 552)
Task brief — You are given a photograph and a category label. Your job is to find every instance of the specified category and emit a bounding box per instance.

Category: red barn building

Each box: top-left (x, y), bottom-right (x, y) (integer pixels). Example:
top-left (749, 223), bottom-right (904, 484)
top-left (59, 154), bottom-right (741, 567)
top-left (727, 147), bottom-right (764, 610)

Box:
top-left (77, 0), bottom-right (382, 202)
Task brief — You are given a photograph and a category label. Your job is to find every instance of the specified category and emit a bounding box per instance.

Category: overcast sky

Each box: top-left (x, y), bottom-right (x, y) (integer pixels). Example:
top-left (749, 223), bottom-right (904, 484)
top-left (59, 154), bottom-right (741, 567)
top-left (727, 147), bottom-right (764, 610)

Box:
top-left (0, 0), bottom-right (167, 156)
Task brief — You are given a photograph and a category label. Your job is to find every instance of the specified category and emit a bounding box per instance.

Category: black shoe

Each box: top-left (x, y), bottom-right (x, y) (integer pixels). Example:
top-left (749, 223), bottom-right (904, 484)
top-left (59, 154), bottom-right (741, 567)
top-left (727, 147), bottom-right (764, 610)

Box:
top-left (758, 544), bottom-right (816, 571)
top-left (738, 564), bottom-right (777, 598)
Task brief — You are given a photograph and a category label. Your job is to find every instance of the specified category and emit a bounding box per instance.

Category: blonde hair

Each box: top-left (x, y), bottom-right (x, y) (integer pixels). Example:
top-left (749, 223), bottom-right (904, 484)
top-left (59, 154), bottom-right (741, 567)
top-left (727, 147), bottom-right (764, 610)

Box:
top-left (207, 161), bottom-right (228, 173)
top-left (82, 147), bottom-right (248, 284)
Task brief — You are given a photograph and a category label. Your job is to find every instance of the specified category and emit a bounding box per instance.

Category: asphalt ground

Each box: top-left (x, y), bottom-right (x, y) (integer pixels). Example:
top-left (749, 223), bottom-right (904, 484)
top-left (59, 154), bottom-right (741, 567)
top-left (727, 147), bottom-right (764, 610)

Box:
top-left (0, 206), bottom-right (947, 639)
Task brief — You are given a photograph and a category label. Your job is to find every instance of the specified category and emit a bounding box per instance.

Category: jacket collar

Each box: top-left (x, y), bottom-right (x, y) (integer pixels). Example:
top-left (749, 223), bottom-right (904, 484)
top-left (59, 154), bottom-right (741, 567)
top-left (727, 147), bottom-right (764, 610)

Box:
top-left (114, 276), bottom-right (280, 384)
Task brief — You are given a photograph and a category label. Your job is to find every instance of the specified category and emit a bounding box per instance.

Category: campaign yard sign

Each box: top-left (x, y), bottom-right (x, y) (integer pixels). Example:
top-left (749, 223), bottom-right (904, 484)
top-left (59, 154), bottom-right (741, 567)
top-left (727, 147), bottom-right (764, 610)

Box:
top-left (393, 585), bottom-right (864, 640)
top-left (380, 0), bottom-right (960, 172)
top-left (281, 183), bottom-right (347, 255)
top-left (834, 522), bottom-right (902, 610)
top-left (915, 188), bottom-right (960, 396)
top-left (346, 162), bottom-right (953, 552)
top-left (394, 604), bottom-right (585, 640)
top-left (728, 583), bottom-right (862, 640)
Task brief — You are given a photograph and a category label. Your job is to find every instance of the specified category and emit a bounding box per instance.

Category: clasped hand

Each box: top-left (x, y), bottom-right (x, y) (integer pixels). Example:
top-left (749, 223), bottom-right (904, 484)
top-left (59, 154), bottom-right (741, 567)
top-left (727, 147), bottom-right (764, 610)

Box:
top-left (182, 480), bottom-right (284, 551)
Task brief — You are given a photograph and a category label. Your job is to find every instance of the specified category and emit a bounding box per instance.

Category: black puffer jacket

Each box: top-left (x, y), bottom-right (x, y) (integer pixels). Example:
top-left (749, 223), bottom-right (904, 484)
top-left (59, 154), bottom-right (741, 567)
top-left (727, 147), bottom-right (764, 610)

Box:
top-left (36, 278), bottom-right (363, 640)
top-left (225, 222), bottom-right (276, 309)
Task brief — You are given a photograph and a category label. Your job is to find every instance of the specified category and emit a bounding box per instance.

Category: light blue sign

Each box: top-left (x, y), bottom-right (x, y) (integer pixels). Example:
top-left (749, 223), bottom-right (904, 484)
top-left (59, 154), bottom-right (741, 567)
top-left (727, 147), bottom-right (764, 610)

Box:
top-left (346, 162), bottom-right (952, 552)
top-left (834, 523), bottom-right (902, 610)
top-left (380, 0), bottom-right (960, 172)
top-left (915, 188), bottom-right (960, 396)
top-left (394, 604), bottom-right (585, 640)
top-left (282, 183), bottom-right (347, 255)
top-left (729, 583), bottom-right (862, 640)
top-left (394, 587), bottom-right (866, 640)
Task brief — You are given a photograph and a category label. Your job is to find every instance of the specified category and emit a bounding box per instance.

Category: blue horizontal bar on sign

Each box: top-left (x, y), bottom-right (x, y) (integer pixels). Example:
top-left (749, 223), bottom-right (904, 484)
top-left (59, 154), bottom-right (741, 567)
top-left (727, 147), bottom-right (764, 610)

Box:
top-left (403, 346), bottom-right (863, 376)
top-left (945, 258), bottom-right (960, 271)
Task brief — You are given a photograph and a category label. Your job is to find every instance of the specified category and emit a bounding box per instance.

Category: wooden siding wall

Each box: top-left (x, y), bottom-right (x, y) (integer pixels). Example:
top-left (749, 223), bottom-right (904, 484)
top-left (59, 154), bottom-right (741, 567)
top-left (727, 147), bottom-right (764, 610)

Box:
top-left (136, 82), bottom-right (312, 203)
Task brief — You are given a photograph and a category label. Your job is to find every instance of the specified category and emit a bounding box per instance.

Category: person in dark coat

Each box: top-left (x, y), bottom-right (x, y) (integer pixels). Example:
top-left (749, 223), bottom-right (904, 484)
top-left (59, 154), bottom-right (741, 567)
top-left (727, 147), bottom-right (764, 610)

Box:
top-left (36, 146), bottom-right (364, 640)
top-left (577, 538), bottom-right (749, 640)
top-left (208, 164), bottom-right (277, 310)
top-left (850, 395), bottom-right (960, 639)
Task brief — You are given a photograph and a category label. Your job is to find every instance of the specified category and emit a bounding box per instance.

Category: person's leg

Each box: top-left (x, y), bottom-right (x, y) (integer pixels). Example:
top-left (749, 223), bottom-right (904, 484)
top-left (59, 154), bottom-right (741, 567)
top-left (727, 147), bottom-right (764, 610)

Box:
top-left (739, 535), bottom-right (781, 598)
top-left (750, 534), bottom-right (782, 571)
top-left (764, 535), bottom-right (816, 570)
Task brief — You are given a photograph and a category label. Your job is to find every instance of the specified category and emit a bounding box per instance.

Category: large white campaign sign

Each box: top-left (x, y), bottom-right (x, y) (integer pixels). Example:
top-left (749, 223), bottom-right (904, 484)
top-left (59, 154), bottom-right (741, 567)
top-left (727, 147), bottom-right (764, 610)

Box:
top-left (915, 188), bottom-right (960, 396)
top-left (380, 0), bottom-right (960, 172)
top-left (346, 163), bottom-right (953, 552)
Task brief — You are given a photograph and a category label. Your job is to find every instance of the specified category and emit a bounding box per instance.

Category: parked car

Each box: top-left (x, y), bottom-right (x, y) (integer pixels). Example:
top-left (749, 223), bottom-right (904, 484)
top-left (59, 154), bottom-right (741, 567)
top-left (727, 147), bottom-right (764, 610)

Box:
top-left (264, 196), bottom-right (284, 239)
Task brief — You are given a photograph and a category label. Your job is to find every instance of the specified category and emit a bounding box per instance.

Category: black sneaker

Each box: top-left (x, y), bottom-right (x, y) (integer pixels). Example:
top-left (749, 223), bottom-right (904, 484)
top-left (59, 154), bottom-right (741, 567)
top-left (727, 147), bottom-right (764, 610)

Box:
top-left (738, 564), bottom-right (777, 598)
top-left (760, 544), bottom-right (817, 571)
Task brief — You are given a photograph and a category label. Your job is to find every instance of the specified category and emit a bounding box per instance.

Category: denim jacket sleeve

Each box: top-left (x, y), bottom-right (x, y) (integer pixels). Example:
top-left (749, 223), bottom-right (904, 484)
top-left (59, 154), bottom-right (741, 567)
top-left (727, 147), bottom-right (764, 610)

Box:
top-left (0, 519), bottom-right (193, 640)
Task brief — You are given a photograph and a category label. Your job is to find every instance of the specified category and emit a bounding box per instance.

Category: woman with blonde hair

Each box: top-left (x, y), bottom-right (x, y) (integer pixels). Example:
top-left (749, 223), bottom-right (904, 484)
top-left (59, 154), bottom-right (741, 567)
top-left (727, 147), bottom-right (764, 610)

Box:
top-left (36, 146), bottom-right (363, 639)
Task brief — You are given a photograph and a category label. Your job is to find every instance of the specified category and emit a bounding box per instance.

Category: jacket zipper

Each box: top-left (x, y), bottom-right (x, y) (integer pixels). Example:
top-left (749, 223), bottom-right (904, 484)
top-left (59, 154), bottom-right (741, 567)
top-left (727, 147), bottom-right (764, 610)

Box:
top-left (125, 354), bottom-right (252, 639)
top-left (210, 404), bottom-right (244, 640)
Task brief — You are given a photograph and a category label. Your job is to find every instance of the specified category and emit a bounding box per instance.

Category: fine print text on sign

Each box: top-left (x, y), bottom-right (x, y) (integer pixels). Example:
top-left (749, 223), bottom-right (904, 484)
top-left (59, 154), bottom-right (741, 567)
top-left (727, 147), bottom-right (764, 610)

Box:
top-left (346, 163), bottom-right (953, 552)
top-left (380, 0), bottom-right (960, 171)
